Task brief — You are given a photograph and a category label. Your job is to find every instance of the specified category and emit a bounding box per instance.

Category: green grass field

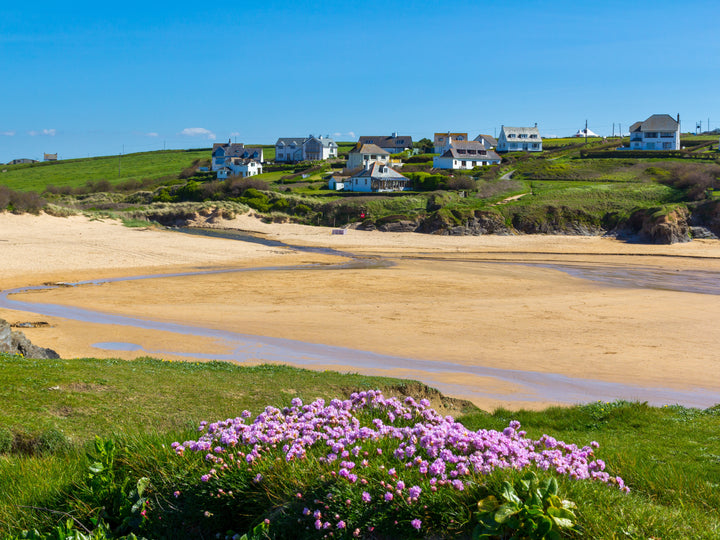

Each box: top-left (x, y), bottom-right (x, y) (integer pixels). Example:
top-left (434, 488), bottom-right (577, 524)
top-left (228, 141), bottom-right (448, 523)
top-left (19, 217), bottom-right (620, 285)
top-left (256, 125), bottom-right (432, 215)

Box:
top-left (0, 354), bottom-right (717, 539)
top-left (0, 149), bottom-right (211, 192)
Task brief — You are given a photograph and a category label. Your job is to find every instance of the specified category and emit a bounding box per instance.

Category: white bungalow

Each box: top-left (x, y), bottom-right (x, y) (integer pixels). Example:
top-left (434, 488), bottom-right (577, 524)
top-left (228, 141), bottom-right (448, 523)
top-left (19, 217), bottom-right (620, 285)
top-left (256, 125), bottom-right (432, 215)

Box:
top-left (348, 161), bottom-right (411, 192)
top-left (497, 125), bottom-right (543, 152)
top-left (629, 114), bottom-right (680, 150)
top-left (473, 134), bottom-right (497, 149)
top-left (216, 158), bottom-right (262, 179)
top-left (433, 141), bottom-right (501, 170)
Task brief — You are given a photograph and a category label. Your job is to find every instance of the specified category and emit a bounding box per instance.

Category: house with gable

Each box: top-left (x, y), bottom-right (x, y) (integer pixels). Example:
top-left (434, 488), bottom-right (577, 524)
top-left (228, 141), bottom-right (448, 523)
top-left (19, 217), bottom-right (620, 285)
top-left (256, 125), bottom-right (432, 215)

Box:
top-left (357, 133), bottom-right (413, 155)
top-left (347, 161), bottom-right (411, 192)
top-left (346, 143), bottom-right (390, 170)
top-left (275, 135), bottom-right (338, 163)
top-left (433, 132), bottom-right (467, 154)
top-left (473, 134), bottom-right (497, 149)
top-left (433, 140), bottom-right (501, 170)
top-left (496, 125), bottom-right (542, 152)
top-left (629, 114), bottom-right (680, 150)
top-left (303, 135), bottom-right (338, 161)
top-left (212, 141), bottom-right (264, 172)
top-left (216, 157), bottom-right (262, 179)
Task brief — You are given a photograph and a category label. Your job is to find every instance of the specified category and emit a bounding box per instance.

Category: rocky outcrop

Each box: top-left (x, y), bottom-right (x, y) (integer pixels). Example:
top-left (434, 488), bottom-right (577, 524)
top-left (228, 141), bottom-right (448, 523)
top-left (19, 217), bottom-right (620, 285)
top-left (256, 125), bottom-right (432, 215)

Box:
top-left (690, 200), bottom-right (720, 238)
top-left (617, 207), bottom-right (691, 244)
top-left (0, 319), bottom-right (60, 359)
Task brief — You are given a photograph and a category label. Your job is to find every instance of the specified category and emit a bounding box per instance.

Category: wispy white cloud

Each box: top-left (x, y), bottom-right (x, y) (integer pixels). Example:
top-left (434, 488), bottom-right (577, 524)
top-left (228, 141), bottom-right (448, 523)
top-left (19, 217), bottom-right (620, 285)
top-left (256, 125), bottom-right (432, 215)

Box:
top-left (1, 131), bottom-right (15, 136)
top-left (145, 132), bottom-right (159, 137)
top-left (347, 131), bottom-right (356, 139)
top-left (28, 129), bottom-right (56, 136)
top-left (180, 127), bottom-right (216, 140)
top-left (229, 131), bottom-right (241, 137)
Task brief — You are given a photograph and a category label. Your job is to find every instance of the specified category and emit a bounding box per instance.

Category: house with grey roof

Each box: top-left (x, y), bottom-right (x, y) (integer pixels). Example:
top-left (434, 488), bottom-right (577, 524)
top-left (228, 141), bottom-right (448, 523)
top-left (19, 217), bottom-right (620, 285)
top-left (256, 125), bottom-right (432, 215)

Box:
top-left (216, 157), bottom-right (263, 179)
top-left (496, 125), bottom-right (542, 152)
top-left (346, 143), bottom-right (390, 170)
top-left (629, 114), bottom-right (680, 150)
top-left (348, 161), bottom-right (411, 192)
top-left (473, 134), bottom-right (497, 149)
top-left (7, 158), bottom-right (37, 165)
top-left (212, 141), bottom-right (264, 172)
top-left (357, 133), bottom-right (413, 154)
top-left (275, 135), bottom-right (337, 163)
top-left (433, 141), bottom-right (501, 170)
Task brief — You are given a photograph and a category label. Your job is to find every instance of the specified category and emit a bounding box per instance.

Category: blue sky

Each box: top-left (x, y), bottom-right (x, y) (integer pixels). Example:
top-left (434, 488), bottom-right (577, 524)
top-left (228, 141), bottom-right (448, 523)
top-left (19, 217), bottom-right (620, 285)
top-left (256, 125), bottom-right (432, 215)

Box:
top-left (1, 0), bottom-right (719, 162)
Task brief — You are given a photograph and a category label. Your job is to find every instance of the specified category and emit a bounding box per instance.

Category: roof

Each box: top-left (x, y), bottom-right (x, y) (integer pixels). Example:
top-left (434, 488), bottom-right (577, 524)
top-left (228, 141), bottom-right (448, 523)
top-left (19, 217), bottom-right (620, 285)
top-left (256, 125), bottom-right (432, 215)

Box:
top-left (630, 114), bottom-right (679, 132)
top-left (474, 134), bottom-right (497, 146)
top-left (348, 143), bottom-right (390, 155)
top-left (358, 135), bottom-right (413, 149)
top-left (306, 135), bottom-right (338, 148)
top-left (276, 137), bottom-right (306, 146)
top-left (439, 142), bottom-right (500, 161)
top-left (501, 126), bottom-right (541, 137)
top-left (434, 132), bottom-right (467, 142)
top-left (351, 161), bottom-right (409, 180)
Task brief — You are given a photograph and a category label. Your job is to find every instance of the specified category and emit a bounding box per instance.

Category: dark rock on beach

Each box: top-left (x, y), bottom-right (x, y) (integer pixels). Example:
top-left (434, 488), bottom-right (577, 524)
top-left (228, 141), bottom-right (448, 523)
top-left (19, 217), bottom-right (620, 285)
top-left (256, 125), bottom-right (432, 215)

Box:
top-left (0, 318), bottom-right (60, 359)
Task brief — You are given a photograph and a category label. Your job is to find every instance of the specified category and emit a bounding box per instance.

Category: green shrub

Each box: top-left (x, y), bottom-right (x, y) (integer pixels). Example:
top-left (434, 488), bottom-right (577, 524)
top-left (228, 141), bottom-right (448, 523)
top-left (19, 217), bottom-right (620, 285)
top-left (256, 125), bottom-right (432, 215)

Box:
top-left (36, 428), bottom-right (70, 455)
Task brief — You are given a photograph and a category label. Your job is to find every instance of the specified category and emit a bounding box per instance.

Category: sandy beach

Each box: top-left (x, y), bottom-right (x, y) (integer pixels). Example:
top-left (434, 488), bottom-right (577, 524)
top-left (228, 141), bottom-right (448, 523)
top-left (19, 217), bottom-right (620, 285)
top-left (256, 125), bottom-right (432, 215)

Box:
top-left (1, 212), bottom-right (719, 411)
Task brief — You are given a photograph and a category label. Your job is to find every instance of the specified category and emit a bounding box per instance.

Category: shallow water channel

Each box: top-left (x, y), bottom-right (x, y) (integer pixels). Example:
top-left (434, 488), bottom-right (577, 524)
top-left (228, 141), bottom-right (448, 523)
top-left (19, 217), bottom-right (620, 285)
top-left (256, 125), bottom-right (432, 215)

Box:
top-left (1, 228), bottom-right (718, 408)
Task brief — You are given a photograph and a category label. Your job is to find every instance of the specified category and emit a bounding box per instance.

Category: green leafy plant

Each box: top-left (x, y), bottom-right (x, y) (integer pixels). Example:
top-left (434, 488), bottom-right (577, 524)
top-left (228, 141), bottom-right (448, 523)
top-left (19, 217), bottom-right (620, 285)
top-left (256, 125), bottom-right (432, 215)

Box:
top-left (473, 471), bottom-right (577, 539)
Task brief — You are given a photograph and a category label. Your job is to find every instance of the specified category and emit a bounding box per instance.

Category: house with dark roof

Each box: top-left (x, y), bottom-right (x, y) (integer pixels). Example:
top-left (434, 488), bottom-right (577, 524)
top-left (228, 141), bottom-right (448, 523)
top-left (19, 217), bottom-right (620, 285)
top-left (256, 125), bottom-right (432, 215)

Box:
top-left (496, 125), bottom-right (542, 152)
top-left (275, 135), bottom-right (338, 163)
top-left (7, 158), bottom-right (37, 165)
top-left (357, 133), bottom-right (413, 154)
top-left (212, 141), bottom-right (264, 172)
top-left (433, 141), bottom-right (501, 170)
top-left (433, 132), bottom-right (467, 154)
top-left (346, 143), bottom-right (390, 170)
top-left (629, 114), bottom-right (680, 150)
top-left (348, 161), bottom-right (411, 192)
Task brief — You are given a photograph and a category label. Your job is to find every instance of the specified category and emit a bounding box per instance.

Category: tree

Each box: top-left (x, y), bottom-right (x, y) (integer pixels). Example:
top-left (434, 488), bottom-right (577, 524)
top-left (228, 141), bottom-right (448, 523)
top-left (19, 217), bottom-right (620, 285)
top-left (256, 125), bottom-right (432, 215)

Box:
top-left (414, 138), bottom-right (434, 154)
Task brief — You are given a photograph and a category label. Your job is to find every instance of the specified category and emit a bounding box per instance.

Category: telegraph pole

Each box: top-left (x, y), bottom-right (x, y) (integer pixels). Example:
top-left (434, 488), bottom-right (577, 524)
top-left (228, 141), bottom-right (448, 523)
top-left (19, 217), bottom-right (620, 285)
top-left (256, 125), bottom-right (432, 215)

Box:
top-left (585, 119), bottom-right (588, 145)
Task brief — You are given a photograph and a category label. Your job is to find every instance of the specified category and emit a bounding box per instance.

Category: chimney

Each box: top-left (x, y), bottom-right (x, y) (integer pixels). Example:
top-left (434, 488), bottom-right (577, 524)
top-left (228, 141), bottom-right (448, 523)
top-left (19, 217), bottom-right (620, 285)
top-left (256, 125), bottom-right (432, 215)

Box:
top-left (534, 122), bottom-right (538, 128)
top-left (677, 113), bottom-right (680, 123)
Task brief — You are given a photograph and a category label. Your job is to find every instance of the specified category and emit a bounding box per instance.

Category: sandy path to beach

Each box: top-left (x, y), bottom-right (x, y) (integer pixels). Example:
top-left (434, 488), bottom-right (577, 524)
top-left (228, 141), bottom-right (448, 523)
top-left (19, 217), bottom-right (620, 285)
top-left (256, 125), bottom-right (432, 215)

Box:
top-left (1, 212), bottom-right (719, 410)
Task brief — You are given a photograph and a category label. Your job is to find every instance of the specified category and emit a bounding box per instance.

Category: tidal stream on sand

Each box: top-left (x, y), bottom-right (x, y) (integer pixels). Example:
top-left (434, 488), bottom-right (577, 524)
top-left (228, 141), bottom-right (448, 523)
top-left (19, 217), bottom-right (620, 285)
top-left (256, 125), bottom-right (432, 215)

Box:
top-left (1, 228), bottom-right (718, 408)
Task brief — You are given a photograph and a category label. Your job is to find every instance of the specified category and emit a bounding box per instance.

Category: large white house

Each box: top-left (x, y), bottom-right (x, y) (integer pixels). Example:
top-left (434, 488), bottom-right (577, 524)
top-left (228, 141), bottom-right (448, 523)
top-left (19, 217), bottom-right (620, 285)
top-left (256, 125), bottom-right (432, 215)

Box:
top-left (433, 132), bottom-right (467, 154)
top-left (496, 125), bottom-right (542, 152)
top-left (347, 161), bottom-right (411, 192)
top-left (433, 141), bottom-right (501, 170)
top-left (275, 135), bottom-right (337, 163)
top-left (216, 158), bottom-right (262, 179)
top-left (346, 143), bottom-right (390, 170)
top-left (357, 133), bottom-right (413, 154)
top-left (212, 141), bottom-right (264, 171)
top-left (629, 114), bottom-right (680, 150)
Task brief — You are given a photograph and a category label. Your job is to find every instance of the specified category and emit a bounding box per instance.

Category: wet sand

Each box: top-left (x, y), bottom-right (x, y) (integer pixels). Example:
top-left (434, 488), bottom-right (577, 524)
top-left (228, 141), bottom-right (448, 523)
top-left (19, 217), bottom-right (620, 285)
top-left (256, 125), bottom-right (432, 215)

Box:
top-left (2, 212), bottom-right (720, 410)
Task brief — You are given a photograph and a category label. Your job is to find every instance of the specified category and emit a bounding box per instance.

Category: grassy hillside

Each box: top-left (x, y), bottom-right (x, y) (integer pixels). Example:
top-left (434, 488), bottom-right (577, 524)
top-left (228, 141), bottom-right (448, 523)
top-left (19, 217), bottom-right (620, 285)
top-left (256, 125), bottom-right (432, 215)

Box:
top-left (0, 354), bottom-right (718, 539)
top-left (0, 149), bottom-right (211, 192)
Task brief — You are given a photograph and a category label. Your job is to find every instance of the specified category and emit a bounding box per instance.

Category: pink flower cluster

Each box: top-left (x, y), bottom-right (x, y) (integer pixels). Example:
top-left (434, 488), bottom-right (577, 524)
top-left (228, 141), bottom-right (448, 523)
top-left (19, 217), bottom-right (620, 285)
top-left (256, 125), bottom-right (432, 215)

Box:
top-left (172, 390), bottom-right (626, 493)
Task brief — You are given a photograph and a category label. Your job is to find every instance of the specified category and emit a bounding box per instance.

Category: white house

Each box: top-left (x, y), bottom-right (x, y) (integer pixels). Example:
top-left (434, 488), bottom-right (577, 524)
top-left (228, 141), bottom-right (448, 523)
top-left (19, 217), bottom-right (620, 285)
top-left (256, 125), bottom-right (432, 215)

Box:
top-left (433, 141), bottom-right (501, 170)
top-left (275, 135), bottom-right (338, 162)
top-left (216, 158), bottom-right (262, 179)
top-left (496, 125), bottom-right (542, 152)
top-left (212, 141), bottom-right (264, 171)
top-left (433, 132), bottom-right (467, 154)
top-left (346, 143), bottom-right (390, 170)
top-left (473, 134), bottom-right (497, 149)
top-left (303, 135), bottom-right (338, 161)
top-left (357, 133), bottom-right (413, 154)
top-left (348, 161), bottom-right (411, 192)
top-left (629, 114), bottom-right (680, 150)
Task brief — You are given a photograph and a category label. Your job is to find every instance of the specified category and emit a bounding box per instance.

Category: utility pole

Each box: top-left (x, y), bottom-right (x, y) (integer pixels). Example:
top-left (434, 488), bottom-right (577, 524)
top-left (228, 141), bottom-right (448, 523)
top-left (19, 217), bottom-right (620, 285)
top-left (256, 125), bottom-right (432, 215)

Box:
top-left (118, 144), bottom-right (124, 177)
top-left (612, 123), bottom-right (615, 138)
top-left (585, 119), bottom-right (588, 145)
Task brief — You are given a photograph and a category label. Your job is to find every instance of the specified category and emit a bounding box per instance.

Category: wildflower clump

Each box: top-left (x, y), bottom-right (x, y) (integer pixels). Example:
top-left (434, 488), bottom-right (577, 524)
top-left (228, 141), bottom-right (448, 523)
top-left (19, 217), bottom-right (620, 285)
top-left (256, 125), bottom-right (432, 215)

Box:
top-left (171, 391), bottom-right (626, 538)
